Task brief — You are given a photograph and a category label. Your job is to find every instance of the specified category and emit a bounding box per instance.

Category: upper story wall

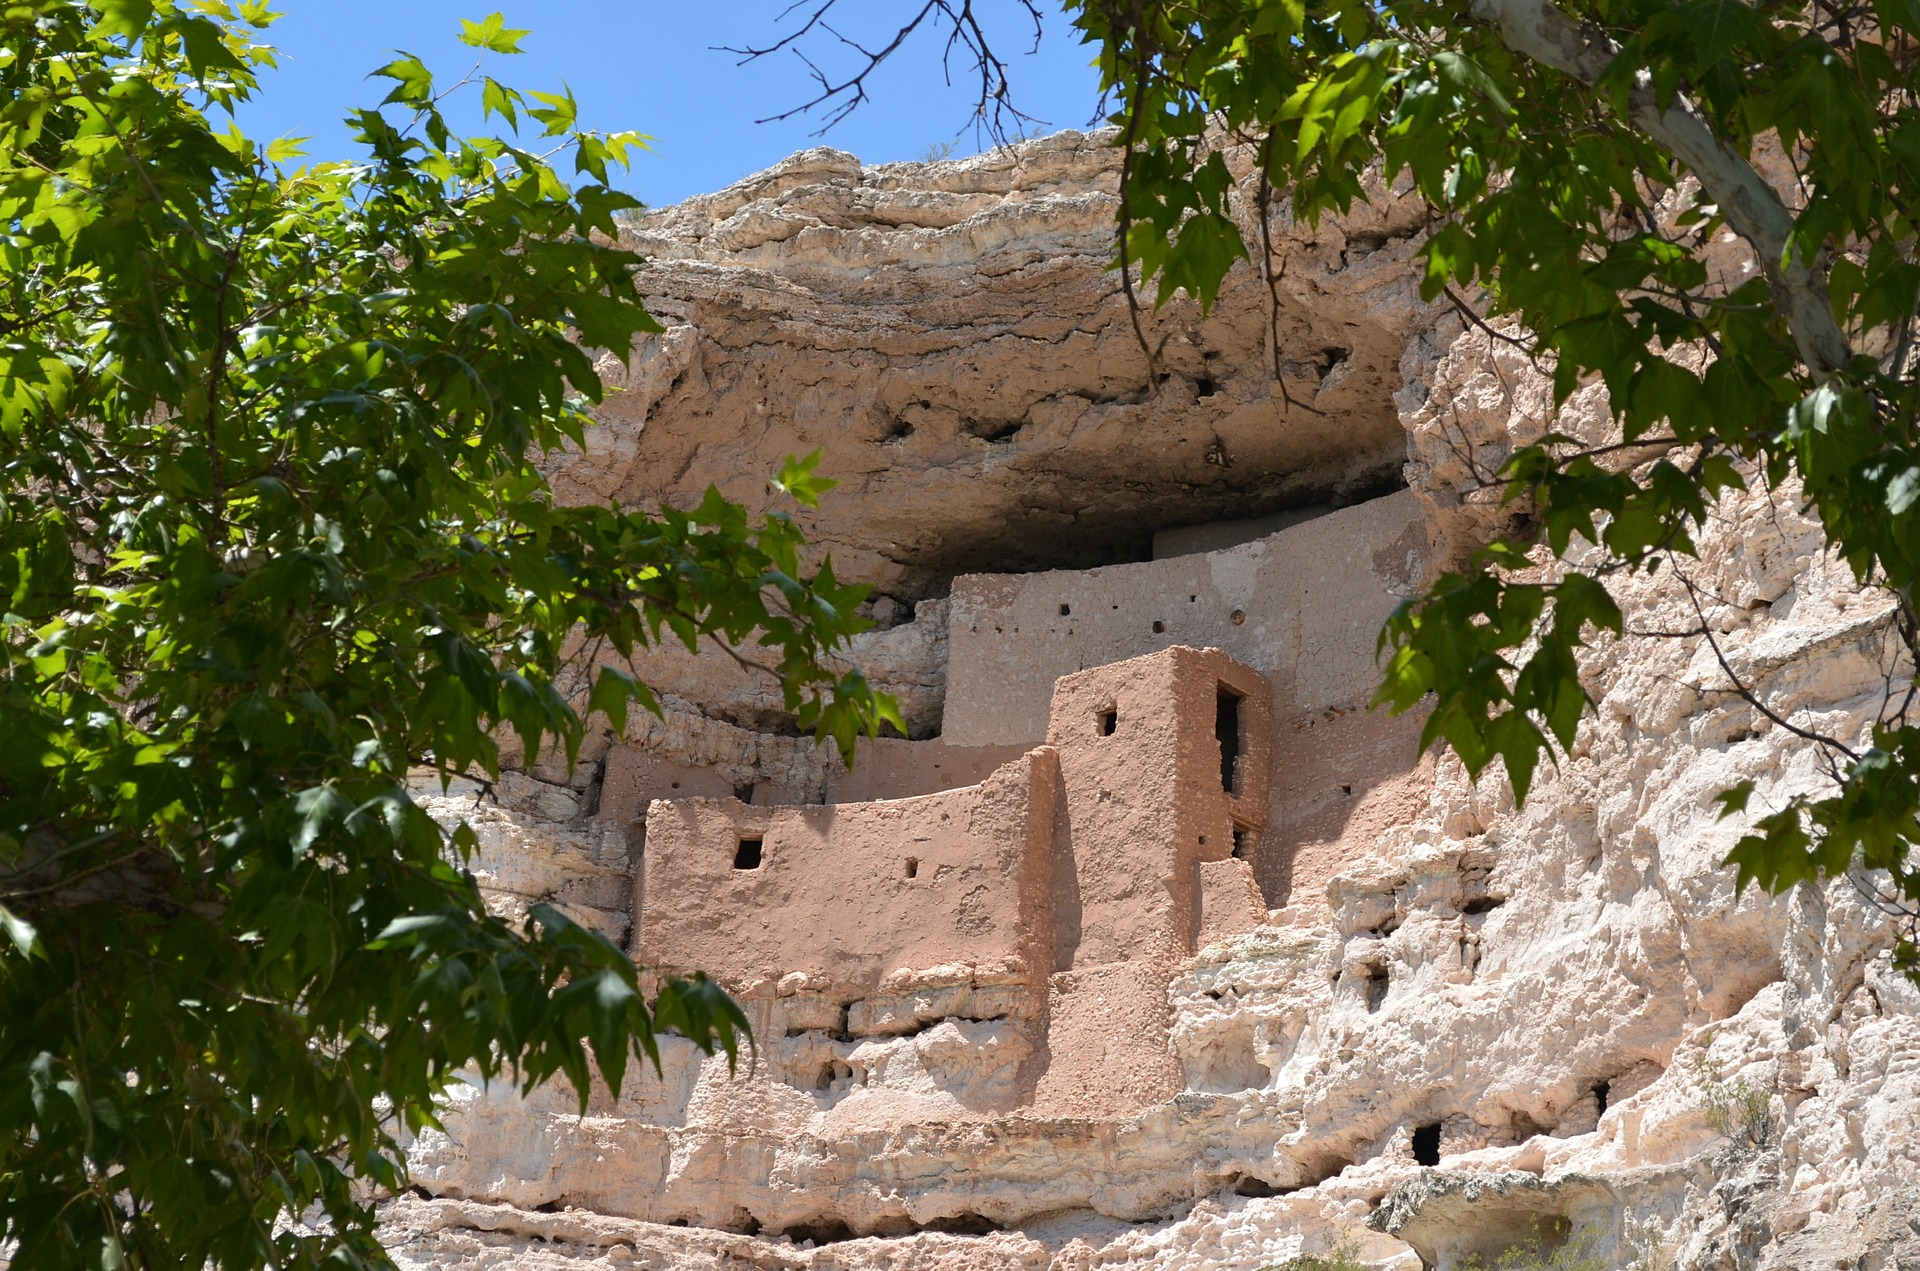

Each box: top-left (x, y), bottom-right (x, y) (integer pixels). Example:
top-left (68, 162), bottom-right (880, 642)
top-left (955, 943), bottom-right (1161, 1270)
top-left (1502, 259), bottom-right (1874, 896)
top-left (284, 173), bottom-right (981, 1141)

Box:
top-left (941, 490), bottom-right (1428, 747)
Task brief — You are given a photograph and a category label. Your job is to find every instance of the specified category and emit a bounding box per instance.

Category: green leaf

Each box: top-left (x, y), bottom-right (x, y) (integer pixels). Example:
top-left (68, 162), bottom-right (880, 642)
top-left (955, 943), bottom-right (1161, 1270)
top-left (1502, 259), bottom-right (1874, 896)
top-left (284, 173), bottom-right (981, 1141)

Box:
top-left (1681, 0), bottom-right (1760, 67)
top-left (588, 664), bottom-right (647, 737)
top-left (0, 904), bottom-right (41, 959)
top-left (1432, 50), bottom-right (1514, 117)
top-left (527, 87), bottom-right (578, 137)
top-left (92, 0), bottom-right (155, 39)
top-left (773, 451), bottom-right (836, 508)
top-left (264, 135), bottom-right (308, 163)
top-left (1715, 780), bottom-right (1756, 818)
top-left (480, 77), bottom-right (520, 129)
top-left (292, 785), bottom-right (354, 857)
top-left (374, 53), bottom-right (434, 105)
top-left (458, 12), bottom-right (530, 53)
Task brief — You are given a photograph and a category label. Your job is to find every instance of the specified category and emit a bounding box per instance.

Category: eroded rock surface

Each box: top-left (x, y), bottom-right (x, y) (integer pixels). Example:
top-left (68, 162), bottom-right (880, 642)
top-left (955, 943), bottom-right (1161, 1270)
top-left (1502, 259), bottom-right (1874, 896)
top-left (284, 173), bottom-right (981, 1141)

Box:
top-left (381, 136), bottom-right (1920, 1271)
top-left (565, 131), bottom-right (1424, 599)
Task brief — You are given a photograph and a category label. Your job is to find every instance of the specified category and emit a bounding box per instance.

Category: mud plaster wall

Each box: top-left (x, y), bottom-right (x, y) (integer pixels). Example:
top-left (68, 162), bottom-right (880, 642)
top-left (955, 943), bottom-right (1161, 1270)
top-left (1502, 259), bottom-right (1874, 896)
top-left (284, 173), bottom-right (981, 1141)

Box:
top-left (1044, 646), bottom-right (1271, 970)
top-left (637, 749), bottom-right (1057, 997)
top-left (824, 737), bottom-right (1031, 804)
top-left (1022, 647), bottom-right (1273, 1118)
top-left (949, 490), bottom-right (1428, 906)
top-left (633, 645), bottom-right (1274, 1122)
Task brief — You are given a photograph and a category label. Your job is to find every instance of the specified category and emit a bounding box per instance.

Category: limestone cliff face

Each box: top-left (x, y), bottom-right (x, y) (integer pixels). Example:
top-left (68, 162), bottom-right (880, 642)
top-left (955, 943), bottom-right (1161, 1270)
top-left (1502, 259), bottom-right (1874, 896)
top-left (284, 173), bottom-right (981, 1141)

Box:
top-left (381, 137), bottom-right (1920, 1270)
top-left (562, 131), bottom-right (1425, 597)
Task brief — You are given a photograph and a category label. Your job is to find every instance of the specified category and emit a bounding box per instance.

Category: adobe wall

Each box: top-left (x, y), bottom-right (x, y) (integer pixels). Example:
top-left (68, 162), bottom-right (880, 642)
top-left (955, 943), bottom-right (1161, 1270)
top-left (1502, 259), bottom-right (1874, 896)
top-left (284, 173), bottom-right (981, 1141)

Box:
top-left (945, 490), bottom-right (1429, 906)
top-left (942, 489), bottom-right (1427, 747)
top-left (824, 736), bottom-right (1031, 804)
top-left (1026, 647), bottom-right (1273, 1118)
top-left (1043, 646), bottom-right (1271, 969)
top-left (635, 748), bottom-right (1058, 998)
top-left (597, 728), bottom-right (1025, 826)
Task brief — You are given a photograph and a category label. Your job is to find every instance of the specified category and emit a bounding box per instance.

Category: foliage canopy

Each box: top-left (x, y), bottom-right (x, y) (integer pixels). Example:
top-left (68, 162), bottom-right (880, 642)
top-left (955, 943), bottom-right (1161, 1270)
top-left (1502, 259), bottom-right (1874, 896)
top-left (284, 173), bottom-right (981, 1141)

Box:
top-left (0, 3), bottom-right (892, 1267)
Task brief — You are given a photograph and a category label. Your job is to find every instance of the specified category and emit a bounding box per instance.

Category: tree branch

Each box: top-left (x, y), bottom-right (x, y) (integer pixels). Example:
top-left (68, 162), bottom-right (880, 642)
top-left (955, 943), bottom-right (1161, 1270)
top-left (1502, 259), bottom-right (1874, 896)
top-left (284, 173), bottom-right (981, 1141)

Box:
top-left (1469, 0), bottom-right (1854, 378)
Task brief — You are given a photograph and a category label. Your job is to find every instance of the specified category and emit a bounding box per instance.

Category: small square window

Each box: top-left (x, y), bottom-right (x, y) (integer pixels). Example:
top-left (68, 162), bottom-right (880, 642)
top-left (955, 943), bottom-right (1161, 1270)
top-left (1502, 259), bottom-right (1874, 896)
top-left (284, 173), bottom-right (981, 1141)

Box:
top-left (733, 837), bottom-right (763, 870)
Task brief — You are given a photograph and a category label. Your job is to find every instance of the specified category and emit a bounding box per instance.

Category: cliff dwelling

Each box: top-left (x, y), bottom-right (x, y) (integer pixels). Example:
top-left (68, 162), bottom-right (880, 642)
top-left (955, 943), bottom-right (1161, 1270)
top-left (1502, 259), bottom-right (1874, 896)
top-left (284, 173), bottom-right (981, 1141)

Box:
top-left (386, 135), bottom-right (1920, 1271)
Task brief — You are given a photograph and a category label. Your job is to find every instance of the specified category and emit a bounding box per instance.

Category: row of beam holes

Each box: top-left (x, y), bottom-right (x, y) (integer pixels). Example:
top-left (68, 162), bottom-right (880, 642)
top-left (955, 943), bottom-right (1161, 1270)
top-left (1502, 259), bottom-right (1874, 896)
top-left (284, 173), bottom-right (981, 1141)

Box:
top-left (1052, 602), bottom-right (1247, 630)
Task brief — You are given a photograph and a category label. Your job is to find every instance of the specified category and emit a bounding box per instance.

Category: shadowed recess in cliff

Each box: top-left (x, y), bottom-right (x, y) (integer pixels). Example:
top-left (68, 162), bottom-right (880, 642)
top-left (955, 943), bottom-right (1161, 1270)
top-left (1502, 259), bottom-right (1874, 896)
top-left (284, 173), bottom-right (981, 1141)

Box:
top-left (823, 471), bottom-right (1413, 592)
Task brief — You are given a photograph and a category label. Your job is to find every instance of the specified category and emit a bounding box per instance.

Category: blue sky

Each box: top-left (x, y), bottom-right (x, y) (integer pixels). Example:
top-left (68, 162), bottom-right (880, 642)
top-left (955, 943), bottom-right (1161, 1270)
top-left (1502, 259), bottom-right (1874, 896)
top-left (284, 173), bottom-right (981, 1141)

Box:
top-left (235, 2), bottom-right (1107, 208)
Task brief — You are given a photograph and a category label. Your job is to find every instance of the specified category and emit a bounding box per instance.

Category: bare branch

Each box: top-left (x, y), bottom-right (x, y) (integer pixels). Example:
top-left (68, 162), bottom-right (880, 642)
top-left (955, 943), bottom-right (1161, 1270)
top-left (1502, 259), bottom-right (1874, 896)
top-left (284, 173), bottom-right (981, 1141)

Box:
top-left (1672, 561), bottom-right (1861, 771)
top-left (723, 0), bottom-right (1048, 141)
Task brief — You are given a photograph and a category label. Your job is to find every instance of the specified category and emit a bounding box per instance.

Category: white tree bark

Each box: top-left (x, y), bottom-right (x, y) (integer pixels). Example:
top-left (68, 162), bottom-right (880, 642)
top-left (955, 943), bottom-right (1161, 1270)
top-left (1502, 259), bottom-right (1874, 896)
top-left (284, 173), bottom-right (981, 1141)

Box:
top-left (1470, 0), bottom-right (1854, 379)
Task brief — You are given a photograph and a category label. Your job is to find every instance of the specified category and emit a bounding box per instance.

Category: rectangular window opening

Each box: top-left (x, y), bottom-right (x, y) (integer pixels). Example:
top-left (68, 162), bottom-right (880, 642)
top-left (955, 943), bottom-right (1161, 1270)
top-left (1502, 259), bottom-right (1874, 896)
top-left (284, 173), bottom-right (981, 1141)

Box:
top-left (1099, 709), bottom-right (1118, 737)
top-left (1215, 685), bottom-right (1243, 794)
top-left (1231, 827), bottom-right (1253, 861)
top-left (733, 836), bottom-right (763, 870)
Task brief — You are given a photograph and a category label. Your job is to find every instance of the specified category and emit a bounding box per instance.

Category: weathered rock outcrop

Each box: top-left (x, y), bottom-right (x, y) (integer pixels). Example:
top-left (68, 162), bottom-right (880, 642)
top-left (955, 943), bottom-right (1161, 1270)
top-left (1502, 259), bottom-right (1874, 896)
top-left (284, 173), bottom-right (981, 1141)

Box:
top-left (380, 136), bottom-right (1920, 1271)
top-left (565, 131), bottom-right (1425, 597)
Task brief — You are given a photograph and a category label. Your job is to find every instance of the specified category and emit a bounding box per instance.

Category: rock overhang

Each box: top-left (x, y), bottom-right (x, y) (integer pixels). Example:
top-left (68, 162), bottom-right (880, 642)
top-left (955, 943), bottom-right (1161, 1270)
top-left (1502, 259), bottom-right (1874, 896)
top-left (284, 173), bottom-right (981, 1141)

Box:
top-left (557, 131), bottom-right (1430, 599)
